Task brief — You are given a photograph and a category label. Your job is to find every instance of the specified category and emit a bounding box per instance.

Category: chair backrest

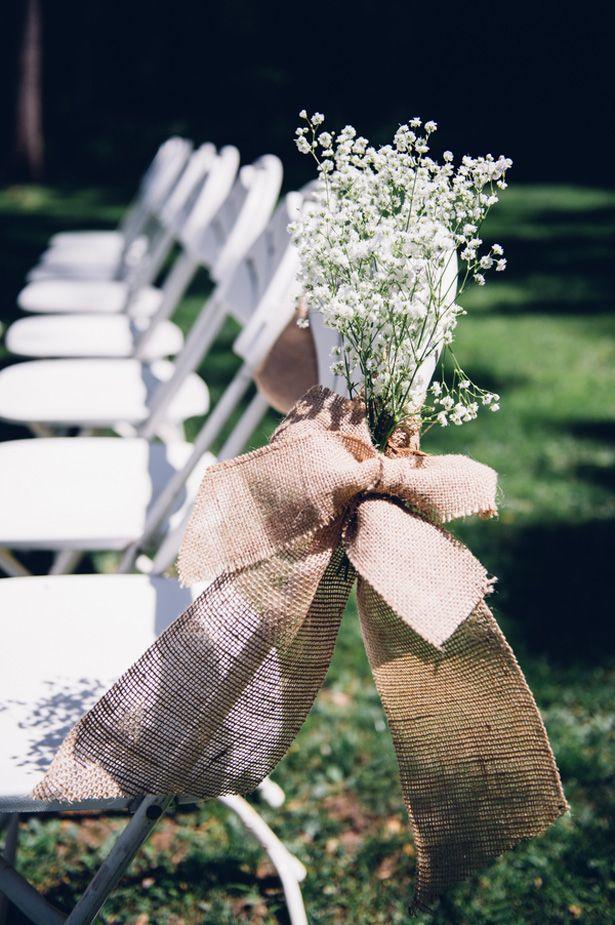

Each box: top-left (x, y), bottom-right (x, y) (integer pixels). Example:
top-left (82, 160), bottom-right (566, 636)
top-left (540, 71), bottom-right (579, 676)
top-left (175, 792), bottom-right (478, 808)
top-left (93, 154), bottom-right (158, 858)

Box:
top-left (178, 146), bottom-right (242, 263)
top-left (117, 138), bottom-right (194, 281)
top-left (118, 136), bottom-right (191, 240)
top-left (125, 143), bottom-right (220, 293)
top-left (139, 137), bottom-right (194, 215)
top-left (231, 192), bottom-right (303, 354)
top-left (136, 159), bottom-right (284, 428)
top-left (133, 148), bottom-right (274, 356)
top-left (207, 155), bottom-right (283, 282)
top-left (157, 143), bottom-right (218, 233)
top-left (309, 251), bottom-right (459, 399)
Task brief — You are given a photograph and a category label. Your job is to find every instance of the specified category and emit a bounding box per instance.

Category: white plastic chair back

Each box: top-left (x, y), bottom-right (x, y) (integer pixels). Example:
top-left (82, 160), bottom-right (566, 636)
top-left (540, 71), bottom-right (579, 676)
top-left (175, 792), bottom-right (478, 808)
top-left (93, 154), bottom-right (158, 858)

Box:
top-left (125, 143), bottom-right (219, 293)
top-left (118, 137), bottom-right (191, 242)
top-left (209, 155), bottom-right (283, 281)
top-left (137, 158), bottom-right (284, 434)
top-left (129, 147), bottom-right (240, 327)
top-left (231, 193), bottom-right (303, 361)
top-left (139, 137), bottom-right (194, 216)
top-left (118, 139), bottom-right (194, 282)
top-left (178, 147), bottom-right (241, 263)
top-left (157, 143), bottom-right (218, 234)
top-left (310, 251), bottom-right (458, 399)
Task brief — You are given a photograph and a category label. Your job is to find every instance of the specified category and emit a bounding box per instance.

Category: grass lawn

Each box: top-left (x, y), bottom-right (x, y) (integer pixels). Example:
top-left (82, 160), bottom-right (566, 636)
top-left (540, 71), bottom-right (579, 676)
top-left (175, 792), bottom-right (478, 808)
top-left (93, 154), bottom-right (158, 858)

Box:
top-left (0, 182), bottom-right (613, 924)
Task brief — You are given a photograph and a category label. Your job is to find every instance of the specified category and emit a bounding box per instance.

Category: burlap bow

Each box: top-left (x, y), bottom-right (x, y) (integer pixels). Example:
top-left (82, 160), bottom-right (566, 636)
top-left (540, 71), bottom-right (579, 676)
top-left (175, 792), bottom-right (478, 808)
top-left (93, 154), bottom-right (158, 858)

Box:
top-left (34, 387), bottom-right (567, 909)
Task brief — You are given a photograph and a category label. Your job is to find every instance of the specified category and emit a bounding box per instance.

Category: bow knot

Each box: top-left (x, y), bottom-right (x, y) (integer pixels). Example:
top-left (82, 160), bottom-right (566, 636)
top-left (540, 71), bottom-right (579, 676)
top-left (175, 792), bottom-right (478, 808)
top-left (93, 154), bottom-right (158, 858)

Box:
top-left (179, 387), bottom-right (498, 647)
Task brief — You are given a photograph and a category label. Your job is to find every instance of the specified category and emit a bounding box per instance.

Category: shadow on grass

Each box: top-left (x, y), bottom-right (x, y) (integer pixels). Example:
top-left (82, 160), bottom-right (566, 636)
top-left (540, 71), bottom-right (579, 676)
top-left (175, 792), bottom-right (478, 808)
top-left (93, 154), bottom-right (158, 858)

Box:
top-left (32, 854), bottom-right (293, 925)
top-left (495, 518), bottom-right (614, 664)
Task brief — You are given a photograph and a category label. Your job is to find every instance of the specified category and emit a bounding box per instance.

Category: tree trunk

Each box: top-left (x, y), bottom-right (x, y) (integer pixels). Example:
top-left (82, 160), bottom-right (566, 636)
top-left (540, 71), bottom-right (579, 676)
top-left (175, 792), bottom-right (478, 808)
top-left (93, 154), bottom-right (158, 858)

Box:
top-left (13, 0), bottom-right (44, 179)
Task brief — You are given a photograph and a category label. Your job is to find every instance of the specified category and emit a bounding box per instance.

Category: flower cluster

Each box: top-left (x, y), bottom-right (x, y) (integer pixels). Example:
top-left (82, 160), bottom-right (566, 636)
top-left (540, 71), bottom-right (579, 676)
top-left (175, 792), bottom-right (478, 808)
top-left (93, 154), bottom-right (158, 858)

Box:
top-left (290, 111), bottom-right (511, 445)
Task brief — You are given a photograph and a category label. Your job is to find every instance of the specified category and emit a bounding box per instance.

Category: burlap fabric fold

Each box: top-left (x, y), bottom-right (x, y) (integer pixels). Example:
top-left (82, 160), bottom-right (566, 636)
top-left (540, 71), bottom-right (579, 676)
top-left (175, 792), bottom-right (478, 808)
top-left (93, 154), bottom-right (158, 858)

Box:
top-left (253, 303), bottom-right (319, 413)
top-left (33, 386), bottom-right (567, 909)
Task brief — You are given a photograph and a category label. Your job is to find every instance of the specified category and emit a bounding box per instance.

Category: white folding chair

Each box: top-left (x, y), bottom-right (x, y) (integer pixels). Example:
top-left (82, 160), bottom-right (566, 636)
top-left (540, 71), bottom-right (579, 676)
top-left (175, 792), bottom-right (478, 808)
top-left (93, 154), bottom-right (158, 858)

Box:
top-left (0, 530), bottom-right (307, 924)
top-left (0, 153), bottom-right (282, 439)
top-left (5, 142), bottom-right (218, 361)
top-left (0, 194), bottom-right (302, 580)
top-left (26, 137), bottom-right (194, 283)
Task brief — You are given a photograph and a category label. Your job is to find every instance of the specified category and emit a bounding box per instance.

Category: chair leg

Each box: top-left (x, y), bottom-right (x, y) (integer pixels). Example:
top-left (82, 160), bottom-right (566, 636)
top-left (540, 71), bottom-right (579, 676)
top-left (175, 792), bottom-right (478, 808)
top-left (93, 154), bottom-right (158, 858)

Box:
top-left (65, 796), bottom-right (172, 925)
top-left (49, 550), bottom-right (84, 576)
top-left (0, 549), bottom-right (31, 578)
top-left (0, 813), bottom-right (66, 925)
top-left (0, 815), bottom-right (20, 925)
top-left (256, 777), bottom-right (286, 808)
top-left (219, 795), bottom-right (308, 925)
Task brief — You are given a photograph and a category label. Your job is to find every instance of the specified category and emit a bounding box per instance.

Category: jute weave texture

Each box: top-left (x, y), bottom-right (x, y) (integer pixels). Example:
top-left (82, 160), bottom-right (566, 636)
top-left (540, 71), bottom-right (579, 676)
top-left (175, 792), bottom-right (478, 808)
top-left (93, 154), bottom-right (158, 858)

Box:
top-left (34, 387), bottom-right (567, 907)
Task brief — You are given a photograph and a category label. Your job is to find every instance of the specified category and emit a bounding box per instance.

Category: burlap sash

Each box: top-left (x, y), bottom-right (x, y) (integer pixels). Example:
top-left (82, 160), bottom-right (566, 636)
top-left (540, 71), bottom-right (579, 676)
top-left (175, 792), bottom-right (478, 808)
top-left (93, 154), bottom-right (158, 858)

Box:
top-left (253, 303), bottom-right (318, 413)
top-left (33, 387), bottom-right (567, 909)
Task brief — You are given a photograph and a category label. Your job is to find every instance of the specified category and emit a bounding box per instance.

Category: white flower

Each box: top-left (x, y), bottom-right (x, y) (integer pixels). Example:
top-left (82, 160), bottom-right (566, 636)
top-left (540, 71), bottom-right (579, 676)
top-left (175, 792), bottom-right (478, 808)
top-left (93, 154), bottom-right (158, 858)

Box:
top-left (292, 110), bottom-right (510, 432)
top-left (299, 109), bottom-right (307, 119)
top-left (496, 259), bottom-right (507, 271)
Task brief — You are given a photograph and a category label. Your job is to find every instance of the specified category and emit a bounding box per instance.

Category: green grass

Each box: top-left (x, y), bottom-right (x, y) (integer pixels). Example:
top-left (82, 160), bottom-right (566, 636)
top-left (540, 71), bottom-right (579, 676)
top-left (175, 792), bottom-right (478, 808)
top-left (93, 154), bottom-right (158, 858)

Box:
top-left (0, 183), bottom-right (614, 923)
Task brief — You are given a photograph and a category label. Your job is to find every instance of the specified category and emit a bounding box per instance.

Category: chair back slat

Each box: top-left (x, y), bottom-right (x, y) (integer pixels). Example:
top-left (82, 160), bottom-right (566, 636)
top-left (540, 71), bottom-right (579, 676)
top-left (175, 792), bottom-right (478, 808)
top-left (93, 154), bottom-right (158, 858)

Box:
top-left (118, 136), bottom-right (192, 241)
top-left (158, 143), bottom-right (217, 233)
top-left (224, 192), bottom-right (301, 332)
top-left (126, 144), bottom-right (220, 294)
top-left (178, 147), bottom-right (241, 261)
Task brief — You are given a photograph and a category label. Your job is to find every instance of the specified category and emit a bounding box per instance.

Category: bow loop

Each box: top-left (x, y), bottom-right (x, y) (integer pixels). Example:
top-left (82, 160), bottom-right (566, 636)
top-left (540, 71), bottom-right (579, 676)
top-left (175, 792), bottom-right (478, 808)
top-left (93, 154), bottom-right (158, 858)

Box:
top-left (179, 386), bottom-right (498, 612)
top-left (373, 453), bottom-right (498, 524)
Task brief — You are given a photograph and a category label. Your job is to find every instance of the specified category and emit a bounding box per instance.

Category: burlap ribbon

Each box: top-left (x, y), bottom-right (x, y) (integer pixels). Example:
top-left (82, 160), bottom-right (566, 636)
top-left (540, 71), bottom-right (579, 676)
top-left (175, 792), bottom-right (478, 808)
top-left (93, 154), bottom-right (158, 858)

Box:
top-left (34, 387), bottom-right (567, 909)
top-left (253, 302), bottom-right (319, 413)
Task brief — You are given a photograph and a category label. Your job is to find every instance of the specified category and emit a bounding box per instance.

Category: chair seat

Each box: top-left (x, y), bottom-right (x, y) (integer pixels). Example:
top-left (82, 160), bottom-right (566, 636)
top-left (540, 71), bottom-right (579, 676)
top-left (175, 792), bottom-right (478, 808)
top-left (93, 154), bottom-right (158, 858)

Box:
top-left (6, 314), bottom-right (184, 360)
top-left (27, 263), bottom-right (124, 283)
top-left (40, 240), bottom-right (124, 265)
top-left (0, 358), bottom-right (208, 427)
top-left (49, 230), bottom-right (125, 248)
top-left (18, 280), bottom-right (163, 315)
top-left (0, 437), bottom-right (216, 549)
top-left (0, 573), bottom-right (198, 812)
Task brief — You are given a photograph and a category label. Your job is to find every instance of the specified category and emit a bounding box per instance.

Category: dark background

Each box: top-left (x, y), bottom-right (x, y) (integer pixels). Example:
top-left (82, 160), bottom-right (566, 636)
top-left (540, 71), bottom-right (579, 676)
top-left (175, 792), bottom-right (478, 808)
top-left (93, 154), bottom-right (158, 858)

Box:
top-left (1, 0), bottom-right (613, 190)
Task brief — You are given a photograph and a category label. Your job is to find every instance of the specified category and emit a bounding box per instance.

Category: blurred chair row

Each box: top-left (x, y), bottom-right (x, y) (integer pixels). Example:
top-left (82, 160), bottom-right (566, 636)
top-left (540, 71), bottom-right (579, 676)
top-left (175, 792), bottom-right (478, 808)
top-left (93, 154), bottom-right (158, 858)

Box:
top-left (0, 136), bottom-right (339, 925)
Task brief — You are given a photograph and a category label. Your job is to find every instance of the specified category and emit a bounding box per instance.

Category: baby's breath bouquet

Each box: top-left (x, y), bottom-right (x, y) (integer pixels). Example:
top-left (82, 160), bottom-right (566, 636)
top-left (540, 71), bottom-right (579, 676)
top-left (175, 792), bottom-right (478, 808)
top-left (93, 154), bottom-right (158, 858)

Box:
top-left (291, 111), bottom-right (511, 448)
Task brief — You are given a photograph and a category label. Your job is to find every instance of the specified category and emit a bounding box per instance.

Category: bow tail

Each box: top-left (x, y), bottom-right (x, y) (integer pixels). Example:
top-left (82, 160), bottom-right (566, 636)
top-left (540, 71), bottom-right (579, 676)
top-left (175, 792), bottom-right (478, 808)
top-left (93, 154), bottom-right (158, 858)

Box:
top-left (33, 539), bottom-right (354, 803)
top-left (357, 580), bottom-right (568, 911)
